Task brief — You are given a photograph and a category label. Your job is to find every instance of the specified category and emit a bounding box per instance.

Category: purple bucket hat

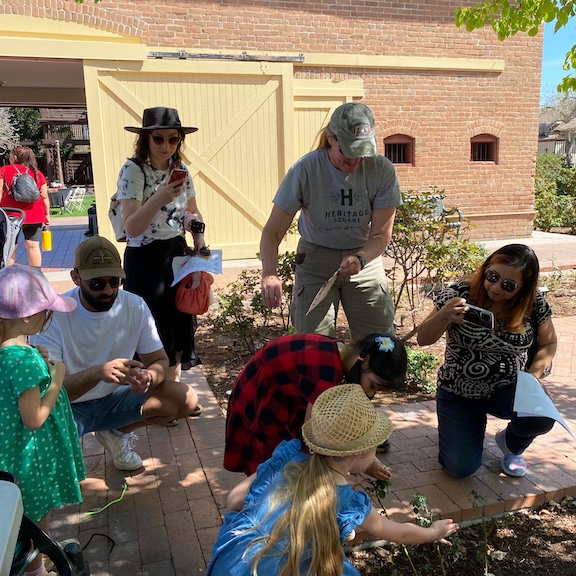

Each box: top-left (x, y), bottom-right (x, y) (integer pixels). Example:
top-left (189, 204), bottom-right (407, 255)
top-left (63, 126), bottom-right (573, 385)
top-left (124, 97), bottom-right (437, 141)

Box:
top-left (0, 264), bottom-right (76, 319)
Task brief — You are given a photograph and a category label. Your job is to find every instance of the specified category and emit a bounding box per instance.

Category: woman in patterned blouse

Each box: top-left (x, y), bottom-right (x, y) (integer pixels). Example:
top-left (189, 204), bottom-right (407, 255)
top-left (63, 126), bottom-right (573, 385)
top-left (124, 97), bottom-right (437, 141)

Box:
top-left (418, 244), bottom-right (557, 479)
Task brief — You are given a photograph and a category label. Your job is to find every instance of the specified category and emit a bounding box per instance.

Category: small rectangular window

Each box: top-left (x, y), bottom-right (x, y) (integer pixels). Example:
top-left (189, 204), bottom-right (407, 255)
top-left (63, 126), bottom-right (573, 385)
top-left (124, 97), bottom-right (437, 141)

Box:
top-left (384, 135), bottom-right (414, 165)
top-left (386, 143), bottom-right (408, 164)
top-left (470, 134), bottom-right (498, 163)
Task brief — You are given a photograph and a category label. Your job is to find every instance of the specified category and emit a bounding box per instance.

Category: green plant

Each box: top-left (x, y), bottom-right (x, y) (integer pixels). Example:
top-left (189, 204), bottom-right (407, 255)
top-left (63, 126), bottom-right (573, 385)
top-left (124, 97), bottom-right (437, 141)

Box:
top-left (455, 1), bottom-right (576, 94)
top-left (360, 478), bottom-right (419, 576)
top-left (405, 347), bottom-right (439, 394)
top-left (385, 189), bottom-right (486, 334)
top-left (534, 190), bottom-right (573, 231)
top-left (469, 490), bottom-right (496, 576)
top-left (542, 256), bottom-right (566, 292)
top-left (535, 153), bottom-right (565, 197)
top-left (212, 241), bottom-right (296, 355)
top-left (362, 477), bottom-right (391, 512)
top-left (212, 268), bottom-right (275, 354)
top-left (411, 494), bottom-right (447, 576)
top-left (275, 250), bottom-right (296, 331)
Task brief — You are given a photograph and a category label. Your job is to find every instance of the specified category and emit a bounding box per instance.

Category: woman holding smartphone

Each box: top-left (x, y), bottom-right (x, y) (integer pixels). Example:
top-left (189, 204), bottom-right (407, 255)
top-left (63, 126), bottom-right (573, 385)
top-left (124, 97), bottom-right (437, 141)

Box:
top-left (417, 244), bottom-right (557, 479)
top-left (116, 106), bottom-right (208, 381)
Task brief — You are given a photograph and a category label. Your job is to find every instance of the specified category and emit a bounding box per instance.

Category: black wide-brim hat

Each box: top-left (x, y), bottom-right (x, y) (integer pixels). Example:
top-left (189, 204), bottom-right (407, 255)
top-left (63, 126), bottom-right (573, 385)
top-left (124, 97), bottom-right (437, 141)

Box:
top-left (125, 107), bottom-right (198, 134)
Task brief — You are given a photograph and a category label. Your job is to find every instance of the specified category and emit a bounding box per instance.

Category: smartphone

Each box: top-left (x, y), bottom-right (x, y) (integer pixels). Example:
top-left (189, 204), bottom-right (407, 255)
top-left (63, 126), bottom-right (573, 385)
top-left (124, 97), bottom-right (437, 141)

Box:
top-left (464, 304), bottom-right (495, 330)
top-left (168, 168), bottom-right (187, 184)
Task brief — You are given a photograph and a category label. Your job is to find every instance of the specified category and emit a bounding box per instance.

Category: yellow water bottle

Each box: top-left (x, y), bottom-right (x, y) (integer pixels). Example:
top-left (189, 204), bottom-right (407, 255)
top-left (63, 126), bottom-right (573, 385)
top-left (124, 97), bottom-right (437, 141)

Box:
top-left (42, 226), bottom-right (52, 251)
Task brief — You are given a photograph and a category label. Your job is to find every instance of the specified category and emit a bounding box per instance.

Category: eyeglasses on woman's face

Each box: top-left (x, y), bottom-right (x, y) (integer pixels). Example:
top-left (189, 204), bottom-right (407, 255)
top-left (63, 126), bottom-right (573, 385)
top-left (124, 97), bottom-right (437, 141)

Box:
top-left (86, 277), bottom-right (123, 292)
top-left (484, 269), bottom-right (519, 293)
top-left (149, 134), bottom-right (181, 147)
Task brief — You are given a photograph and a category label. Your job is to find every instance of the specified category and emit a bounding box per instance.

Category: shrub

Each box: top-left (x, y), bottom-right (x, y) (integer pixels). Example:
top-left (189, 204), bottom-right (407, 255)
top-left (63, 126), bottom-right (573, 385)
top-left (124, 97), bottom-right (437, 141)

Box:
top-left (405, 347), bottom-right (439, 394)
top-left (385, 189), bottom-right (487, 331)
top-left (212, 268), bottom-right (275, 354)
top-left (534, 190), bottom-right (575, 231)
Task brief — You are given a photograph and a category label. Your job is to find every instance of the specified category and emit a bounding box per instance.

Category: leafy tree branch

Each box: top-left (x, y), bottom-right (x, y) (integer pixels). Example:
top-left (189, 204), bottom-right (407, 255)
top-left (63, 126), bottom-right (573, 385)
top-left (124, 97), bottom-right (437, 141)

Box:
top-left (455, 0), bottom-right (576, 93)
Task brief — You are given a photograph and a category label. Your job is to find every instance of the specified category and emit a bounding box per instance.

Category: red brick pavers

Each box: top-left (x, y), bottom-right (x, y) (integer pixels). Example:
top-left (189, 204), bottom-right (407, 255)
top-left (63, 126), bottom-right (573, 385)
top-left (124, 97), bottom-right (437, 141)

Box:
top-left (51, 368), bottom-right (244, 575)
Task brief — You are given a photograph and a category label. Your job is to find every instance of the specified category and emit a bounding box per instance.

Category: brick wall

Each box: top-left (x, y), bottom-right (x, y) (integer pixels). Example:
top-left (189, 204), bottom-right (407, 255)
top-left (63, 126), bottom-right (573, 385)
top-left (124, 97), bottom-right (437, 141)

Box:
top-left (4, 0), bottom-right (543, 240)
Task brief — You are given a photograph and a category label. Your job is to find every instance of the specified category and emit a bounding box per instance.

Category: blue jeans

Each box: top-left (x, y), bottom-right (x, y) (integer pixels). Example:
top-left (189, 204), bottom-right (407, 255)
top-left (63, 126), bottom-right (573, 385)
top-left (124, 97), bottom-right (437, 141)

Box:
top-left (71, 386), bottom-right (152, 436)
top-left (436, 385), bottom-right (555, 478)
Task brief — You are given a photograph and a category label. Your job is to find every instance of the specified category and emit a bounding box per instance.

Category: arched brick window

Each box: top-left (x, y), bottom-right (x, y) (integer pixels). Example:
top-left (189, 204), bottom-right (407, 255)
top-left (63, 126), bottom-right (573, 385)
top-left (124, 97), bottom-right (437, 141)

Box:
top-left (471, 133), bottom-right (498, 163)
top-left (383, 134), bottom-right (414, 165)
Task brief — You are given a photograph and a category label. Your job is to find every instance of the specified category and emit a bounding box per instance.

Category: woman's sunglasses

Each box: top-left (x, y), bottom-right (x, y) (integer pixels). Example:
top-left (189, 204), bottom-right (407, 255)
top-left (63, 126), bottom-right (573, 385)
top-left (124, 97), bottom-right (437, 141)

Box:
top-left (86, 277), bottom-right (123, 292)
top-left (150, 135), bottom-right (181, 147)
top-left (484, 269), bottom-right (519, 293)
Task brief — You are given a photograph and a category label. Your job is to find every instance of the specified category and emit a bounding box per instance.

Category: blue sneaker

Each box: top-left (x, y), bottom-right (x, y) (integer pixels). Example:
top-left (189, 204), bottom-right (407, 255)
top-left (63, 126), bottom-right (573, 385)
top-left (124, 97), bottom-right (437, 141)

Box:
top-left (495, 429), bottom-right (527, 477)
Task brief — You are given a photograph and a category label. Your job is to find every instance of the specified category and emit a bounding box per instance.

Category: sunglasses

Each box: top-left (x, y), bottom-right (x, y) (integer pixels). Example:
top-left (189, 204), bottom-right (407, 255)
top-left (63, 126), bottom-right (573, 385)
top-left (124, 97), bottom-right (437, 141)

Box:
top-left (150, 135), bottom-right (181, 147)
top-left (86, 277), bottom-right (123, 291)
top-left (484, 269), bottom-right (519, 293)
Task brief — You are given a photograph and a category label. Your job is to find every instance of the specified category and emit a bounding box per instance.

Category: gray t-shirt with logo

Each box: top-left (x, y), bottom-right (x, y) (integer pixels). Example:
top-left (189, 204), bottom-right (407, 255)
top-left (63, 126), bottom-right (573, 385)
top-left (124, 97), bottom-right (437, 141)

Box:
top-left (272, 149), bottom-right (401, 249)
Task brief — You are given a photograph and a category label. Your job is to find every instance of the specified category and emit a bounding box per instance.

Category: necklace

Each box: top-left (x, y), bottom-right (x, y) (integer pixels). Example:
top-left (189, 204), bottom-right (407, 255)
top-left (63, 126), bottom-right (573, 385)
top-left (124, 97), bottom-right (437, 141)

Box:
top-left (327, 466), bottom-right (349, 484)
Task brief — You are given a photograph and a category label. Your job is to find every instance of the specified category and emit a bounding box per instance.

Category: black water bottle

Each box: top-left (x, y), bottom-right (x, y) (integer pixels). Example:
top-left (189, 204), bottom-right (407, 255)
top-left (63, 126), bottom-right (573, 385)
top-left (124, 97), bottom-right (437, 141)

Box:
top-left (63, 540), bottom-right (90, 576)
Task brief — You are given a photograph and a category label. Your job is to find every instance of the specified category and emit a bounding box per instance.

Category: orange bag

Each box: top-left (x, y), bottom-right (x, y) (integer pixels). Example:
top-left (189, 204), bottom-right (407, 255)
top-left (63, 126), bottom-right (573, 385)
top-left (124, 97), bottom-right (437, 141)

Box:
top-left (175, 271), bottom-right (214, 315)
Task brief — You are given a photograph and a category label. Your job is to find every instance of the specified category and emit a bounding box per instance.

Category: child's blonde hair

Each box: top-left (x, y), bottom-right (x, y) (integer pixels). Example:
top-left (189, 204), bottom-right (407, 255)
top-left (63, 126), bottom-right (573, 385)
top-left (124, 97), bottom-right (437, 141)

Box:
top-left (248, 385), bottom-right (393, 575)
top-left (249, 455), bottom-right (342, 576)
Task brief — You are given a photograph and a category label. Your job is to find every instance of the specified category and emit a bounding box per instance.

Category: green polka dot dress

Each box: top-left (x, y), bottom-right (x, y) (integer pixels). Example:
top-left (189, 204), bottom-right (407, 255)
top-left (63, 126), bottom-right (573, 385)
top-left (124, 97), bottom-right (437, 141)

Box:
top-left (0, 345), bottom-right (86, 522)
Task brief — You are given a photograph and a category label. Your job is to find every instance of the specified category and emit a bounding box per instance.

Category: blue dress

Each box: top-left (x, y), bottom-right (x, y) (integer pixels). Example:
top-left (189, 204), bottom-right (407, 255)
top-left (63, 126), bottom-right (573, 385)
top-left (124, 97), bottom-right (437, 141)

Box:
top-left (206, 439), bottom-right (372, 576)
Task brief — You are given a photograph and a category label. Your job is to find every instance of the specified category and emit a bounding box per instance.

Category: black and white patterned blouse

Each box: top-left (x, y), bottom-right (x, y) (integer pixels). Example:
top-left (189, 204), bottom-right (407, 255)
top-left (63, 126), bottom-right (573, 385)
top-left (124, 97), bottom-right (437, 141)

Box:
top-left (116, 159), bottom-right (195, 248)
top-left (433, 280), bottom-right (552, 398)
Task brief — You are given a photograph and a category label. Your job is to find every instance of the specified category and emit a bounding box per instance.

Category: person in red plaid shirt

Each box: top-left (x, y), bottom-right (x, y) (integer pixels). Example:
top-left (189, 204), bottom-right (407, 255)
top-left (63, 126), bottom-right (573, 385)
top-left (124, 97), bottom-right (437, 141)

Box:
top-left (223, 332), bottom-right (407, 478)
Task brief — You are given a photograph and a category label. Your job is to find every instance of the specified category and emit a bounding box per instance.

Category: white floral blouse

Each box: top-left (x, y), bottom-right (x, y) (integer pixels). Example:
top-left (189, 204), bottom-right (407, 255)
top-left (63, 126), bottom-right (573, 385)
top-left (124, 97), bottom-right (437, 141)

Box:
top-left (115, 158), bottom-right (195, 247)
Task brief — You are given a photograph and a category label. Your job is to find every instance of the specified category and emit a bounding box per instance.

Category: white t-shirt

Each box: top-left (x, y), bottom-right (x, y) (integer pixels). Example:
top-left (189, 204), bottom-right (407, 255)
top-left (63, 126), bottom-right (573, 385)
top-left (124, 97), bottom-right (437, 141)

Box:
top-left (35, 289), bottom-right (163, 403)
top-left (273, 149), bottom-right (402, 250)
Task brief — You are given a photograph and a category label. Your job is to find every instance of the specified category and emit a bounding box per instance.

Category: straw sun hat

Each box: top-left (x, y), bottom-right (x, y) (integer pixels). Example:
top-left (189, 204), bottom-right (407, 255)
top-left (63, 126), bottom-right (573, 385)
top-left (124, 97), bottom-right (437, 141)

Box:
top-left (302, 385), bottom-right (393, 457)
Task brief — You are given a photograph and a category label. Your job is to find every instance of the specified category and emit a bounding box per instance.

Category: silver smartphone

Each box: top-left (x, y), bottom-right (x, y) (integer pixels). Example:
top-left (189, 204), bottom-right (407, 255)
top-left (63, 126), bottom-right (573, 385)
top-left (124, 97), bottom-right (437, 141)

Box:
top-left (464, 304), bottom-right (494, 330)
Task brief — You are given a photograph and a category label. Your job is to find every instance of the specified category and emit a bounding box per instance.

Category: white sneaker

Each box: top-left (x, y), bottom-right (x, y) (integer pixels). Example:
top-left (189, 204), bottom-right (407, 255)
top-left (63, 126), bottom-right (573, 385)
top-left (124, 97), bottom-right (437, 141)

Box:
top-left (95, 429), bottom-right (143, 471)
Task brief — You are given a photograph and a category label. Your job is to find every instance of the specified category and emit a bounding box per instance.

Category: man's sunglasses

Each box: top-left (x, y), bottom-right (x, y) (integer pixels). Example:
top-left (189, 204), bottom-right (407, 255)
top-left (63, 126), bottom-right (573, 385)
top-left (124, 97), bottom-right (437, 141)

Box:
top-left (484, 269), bottom-right (519, 293)
top-left (86, 277), bottom-right (123, 291)
top-left (150, 135), bottom-right (181, 146)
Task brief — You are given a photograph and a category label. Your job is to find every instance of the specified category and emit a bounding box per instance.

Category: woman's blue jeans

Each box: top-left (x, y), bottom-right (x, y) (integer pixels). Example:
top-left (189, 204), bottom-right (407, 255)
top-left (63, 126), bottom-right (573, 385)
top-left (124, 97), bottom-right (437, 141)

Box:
top-left (436, 385), bottom-right (555, 478)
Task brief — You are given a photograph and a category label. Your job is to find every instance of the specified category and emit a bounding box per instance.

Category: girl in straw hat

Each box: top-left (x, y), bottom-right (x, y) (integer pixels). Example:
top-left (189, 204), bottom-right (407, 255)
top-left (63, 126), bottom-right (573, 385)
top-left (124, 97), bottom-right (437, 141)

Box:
top-left (208, 385), bottom-right (458, 576)
top-left (224, 332), bottom-right (407, 479)
top-left (0, 265), bottom-right (86, 576)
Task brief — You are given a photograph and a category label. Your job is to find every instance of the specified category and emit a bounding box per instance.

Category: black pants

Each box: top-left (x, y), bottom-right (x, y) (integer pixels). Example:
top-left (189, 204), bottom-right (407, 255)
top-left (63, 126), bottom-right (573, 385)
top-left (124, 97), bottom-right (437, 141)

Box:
top-left (124, 236), bottom-right (200, 368)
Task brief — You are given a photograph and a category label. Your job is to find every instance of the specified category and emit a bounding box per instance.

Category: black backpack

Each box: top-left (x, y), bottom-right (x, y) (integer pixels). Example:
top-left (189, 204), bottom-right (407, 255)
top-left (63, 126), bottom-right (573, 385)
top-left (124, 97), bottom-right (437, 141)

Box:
top-left (11, 166), bottom-right (40, 203)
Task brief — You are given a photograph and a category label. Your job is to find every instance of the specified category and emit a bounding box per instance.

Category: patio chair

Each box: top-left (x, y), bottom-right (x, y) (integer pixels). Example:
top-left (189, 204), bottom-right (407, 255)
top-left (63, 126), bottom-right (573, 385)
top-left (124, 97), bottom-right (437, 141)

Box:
top-left (64, 188), bottom-right (86, 214)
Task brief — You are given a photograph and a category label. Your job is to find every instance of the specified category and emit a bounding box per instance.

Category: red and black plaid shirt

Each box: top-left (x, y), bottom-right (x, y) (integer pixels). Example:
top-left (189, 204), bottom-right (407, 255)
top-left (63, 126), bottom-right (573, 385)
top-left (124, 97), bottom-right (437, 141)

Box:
top-left (223, 334), bottom-right (344, 475)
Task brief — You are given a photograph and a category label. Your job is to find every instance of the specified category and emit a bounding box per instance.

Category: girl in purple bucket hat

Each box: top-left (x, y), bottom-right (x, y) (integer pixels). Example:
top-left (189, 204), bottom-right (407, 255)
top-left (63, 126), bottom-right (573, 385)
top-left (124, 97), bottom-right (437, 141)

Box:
top-left (0, 264), bottom-right (86, 576)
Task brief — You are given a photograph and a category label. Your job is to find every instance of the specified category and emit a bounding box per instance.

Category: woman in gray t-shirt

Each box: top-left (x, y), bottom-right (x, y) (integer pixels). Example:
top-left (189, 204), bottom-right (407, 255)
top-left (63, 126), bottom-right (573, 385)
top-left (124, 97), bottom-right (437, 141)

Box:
top-left (260, 102), bottom-right (402, 341)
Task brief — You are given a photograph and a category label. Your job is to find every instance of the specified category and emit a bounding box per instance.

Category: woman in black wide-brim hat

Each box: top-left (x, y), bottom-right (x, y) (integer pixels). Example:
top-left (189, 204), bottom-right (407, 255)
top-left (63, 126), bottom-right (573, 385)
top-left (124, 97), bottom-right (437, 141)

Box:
top-left (116, 106), bottom-right (207, 379)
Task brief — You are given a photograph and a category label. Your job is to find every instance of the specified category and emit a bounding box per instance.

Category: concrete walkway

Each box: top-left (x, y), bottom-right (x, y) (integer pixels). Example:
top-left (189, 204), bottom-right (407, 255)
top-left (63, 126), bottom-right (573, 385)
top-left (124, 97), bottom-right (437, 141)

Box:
top-left (13, 220), bottom-right (576, 574)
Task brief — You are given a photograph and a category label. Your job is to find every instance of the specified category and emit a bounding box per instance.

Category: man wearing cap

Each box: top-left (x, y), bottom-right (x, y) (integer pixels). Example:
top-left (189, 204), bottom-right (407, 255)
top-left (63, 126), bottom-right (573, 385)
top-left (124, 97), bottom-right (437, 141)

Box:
top-left (260, 102), bottom-right (402, 341)
top-left (35, 235), bottom-right (199, 471)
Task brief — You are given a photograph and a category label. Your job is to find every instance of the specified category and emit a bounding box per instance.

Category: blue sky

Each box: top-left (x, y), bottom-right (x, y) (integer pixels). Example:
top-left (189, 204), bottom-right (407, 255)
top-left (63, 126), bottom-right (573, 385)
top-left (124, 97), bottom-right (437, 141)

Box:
top-left (541, 21), bottom-right (575, 103)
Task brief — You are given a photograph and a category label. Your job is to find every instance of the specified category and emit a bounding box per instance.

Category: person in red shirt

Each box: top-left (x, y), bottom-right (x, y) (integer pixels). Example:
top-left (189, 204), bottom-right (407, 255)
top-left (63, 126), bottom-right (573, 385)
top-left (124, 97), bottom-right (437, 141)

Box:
top-left (0, 146), bottom-right (49, 267)
top-left (223, 332), bottom-right (407, 478)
